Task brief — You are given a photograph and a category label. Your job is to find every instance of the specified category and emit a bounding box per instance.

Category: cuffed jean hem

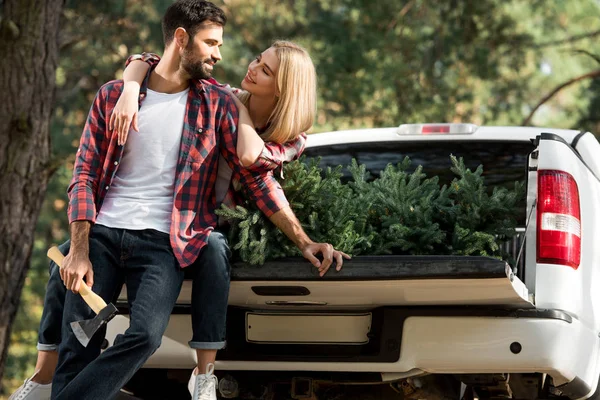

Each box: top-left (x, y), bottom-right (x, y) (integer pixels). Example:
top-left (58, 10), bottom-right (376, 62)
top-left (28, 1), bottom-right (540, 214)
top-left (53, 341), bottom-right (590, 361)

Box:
top-left (188, 340), bottom-right (226, 350)
top-left (37, 343), bottom-right (59, 351)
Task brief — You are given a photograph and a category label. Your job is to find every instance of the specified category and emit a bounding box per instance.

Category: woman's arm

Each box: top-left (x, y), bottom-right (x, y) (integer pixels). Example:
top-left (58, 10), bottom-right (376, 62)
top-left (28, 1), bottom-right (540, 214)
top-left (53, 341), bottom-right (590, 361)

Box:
top-left (227, 87), bottom-right (306, 174)
top-left (255, 134), bottom-right (307, 169)
top-left (228, 93), bottom-right (267, 167)
top-left (227, 92), bottom-right (307, 173)
top-left (109, 53), bottom-right (159, 145)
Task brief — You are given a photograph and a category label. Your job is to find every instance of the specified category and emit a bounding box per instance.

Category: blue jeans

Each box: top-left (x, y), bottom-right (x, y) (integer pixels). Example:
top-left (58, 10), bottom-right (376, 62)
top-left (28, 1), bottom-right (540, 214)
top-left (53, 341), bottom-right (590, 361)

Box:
top-left (38, 231), bottom-right (232, 352)
top-left (188, 231), bottom-right (232, 350)
top-left (37, 241), bottom-right (70, 351)
top-left (52, 224), bottom-right (184, 400)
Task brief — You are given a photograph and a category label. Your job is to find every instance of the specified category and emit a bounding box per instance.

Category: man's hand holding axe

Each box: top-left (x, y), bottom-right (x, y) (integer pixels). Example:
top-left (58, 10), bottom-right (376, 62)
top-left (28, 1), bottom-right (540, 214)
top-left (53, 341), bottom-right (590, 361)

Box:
top-left (60, 249), bottom-right (94, 295)
top-left (47, 241), bottom-right (117, 348)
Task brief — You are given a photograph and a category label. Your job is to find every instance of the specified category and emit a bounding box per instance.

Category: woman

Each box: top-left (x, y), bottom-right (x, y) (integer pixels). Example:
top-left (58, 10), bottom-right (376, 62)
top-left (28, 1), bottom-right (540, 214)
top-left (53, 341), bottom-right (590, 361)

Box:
top-left (10, 41), bottom-right (350, 400)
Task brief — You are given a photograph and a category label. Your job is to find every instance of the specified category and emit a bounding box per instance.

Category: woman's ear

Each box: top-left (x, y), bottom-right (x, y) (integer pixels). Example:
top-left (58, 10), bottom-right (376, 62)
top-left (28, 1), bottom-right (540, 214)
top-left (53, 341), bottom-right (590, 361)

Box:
top-left (174, 27), bottom-right (189, 50)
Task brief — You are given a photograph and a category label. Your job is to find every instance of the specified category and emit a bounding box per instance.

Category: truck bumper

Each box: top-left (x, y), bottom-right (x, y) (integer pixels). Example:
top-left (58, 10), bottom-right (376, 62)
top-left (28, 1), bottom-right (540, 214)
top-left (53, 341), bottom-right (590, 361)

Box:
top-left (106, 309), bottom-right (600, 399)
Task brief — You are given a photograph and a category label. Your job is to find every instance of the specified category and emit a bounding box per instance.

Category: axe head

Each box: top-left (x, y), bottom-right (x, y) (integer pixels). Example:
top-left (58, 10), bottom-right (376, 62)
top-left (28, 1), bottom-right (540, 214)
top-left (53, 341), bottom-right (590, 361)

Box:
top-left (71, 303), bottom-right (118, 347)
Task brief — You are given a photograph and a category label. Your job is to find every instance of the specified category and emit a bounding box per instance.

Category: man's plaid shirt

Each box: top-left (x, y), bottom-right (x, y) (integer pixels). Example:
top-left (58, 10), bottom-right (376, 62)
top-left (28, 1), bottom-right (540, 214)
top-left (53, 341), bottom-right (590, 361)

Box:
top-left (67, 75), bottom-right (289, 267)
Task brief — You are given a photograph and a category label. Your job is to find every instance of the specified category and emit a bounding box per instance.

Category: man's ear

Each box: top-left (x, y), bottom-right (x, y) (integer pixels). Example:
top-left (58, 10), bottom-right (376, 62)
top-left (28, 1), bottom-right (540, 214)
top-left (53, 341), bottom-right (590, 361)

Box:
top-left (174, 27), bottom-right (189, 49)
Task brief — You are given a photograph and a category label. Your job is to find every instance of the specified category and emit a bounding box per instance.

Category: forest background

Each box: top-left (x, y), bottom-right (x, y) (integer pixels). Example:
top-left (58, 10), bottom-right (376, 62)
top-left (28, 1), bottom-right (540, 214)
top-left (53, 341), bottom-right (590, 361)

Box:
top-left (2, 0), bottom-right (600, 396)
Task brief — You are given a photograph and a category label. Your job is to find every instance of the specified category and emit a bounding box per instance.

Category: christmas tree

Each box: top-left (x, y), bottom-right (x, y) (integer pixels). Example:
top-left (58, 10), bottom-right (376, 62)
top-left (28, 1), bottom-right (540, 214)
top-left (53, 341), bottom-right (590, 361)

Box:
top-left (216, 156), bottom-right (525, 265)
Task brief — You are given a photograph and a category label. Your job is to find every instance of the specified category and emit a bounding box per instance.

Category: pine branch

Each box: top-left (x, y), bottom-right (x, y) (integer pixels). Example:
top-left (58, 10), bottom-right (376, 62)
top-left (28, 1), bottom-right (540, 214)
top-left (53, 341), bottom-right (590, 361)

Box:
top-left (569, 49), bottom-right (600, 66)
top-left (533, 29), bottom-right (600, 49)
top-left (522, 69), bottom-right (600, 126)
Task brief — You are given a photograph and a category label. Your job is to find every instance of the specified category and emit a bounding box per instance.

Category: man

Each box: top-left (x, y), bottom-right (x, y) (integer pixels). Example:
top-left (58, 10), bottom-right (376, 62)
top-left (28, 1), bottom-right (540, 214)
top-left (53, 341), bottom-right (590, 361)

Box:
top-left (40, 1), bottom-right (347, 399)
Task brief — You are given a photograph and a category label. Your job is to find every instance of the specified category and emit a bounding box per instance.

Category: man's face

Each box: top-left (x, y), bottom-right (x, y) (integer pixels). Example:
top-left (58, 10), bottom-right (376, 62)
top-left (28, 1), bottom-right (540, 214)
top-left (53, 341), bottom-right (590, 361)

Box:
top-left (180, 24), bottom-right (223, 80)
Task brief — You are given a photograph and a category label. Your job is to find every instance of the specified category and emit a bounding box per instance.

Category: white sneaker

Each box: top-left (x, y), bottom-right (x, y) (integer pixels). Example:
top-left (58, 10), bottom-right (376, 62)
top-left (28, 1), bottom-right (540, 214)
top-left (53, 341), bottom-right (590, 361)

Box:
top-left (188, 363), bottom-right (218, 400)
top-left (8, 372), bottom-right (52, 400)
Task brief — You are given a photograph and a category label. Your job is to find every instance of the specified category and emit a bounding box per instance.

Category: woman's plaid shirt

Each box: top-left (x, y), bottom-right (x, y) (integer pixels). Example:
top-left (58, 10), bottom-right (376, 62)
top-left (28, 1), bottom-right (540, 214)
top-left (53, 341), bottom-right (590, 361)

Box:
top-left (67, 78), bottom-right (289, 267)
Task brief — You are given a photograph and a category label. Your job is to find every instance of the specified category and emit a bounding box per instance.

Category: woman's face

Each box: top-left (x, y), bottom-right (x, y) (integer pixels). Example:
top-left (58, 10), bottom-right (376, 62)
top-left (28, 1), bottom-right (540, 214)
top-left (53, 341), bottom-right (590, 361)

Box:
top-left (241, 47), bottom-right (280, 98)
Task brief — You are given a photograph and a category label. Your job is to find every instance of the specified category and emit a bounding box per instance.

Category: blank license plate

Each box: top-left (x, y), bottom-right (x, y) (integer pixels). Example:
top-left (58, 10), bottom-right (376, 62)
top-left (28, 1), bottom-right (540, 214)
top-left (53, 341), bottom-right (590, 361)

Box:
top-left (246, 313), bottom-right (372, 344)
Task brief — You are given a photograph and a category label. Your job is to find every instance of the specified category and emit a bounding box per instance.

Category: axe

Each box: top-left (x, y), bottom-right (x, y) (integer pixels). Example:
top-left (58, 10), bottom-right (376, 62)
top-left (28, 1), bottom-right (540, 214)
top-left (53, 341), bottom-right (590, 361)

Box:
top-left (47, 246), bottom-right (117, 347)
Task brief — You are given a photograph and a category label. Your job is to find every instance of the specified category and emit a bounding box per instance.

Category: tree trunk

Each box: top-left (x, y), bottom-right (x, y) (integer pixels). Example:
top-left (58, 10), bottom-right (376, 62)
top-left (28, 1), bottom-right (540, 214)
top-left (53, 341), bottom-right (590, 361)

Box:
top-left (0, 0), bottom-right (64, 381)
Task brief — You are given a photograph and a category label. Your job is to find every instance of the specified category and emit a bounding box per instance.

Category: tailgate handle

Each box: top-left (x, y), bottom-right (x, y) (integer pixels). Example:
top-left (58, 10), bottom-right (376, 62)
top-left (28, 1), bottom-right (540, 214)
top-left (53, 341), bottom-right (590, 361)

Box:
top-left (252, 286), bottom-right (310, 296)
top-left (265, 300), bottom-right (327, 306)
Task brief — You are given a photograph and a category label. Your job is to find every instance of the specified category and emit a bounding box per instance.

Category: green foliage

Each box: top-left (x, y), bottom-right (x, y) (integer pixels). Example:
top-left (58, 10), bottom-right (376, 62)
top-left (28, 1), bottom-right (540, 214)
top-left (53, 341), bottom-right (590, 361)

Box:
top-left (363, 159), bottom-right (449, 255)
top-left (217, 156), bottom-right (525, 265)
top-left (446, 156), bottom-right (524, 258)
top-left (222, 0), bottom-right (537, 128)
top-left (218, 158), bottom-right (375, 264)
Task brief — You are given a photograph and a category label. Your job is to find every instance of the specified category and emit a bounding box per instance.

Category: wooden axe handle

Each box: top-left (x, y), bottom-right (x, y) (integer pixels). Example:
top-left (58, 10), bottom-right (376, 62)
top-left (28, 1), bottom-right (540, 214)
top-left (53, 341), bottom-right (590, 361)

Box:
top-left (47, 246), bottom-right (107, 314)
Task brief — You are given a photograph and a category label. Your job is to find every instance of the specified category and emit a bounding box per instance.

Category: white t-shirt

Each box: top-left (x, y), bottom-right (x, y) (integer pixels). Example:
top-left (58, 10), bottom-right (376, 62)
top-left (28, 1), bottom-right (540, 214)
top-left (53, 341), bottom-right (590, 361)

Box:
top-left (96, 88), bottom-right (189, 233)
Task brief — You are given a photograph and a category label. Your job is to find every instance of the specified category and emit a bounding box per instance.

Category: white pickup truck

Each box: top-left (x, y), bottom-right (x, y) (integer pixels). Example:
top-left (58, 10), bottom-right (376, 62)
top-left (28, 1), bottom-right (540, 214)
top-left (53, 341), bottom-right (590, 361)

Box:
top-left (106, 124), bottom-right (600, 400)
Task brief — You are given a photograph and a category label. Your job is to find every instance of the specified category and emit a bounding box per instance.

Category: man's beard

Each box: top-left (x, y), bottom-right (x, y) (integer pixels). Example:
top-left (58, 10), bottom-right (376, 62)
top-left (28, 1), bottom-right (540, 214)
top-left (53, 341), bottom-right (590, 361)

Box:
top-left (181, 48), bottom-right (214, 80)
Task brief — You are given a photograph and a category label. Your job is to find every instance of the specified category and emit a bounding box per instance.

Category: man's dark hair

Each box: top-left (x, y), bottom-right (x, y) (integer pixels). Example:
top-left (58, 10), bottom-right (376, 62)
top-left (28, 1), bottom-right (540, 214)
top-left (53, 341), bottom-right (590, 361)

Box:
top-left (162, 0), bottom-right (227, 45)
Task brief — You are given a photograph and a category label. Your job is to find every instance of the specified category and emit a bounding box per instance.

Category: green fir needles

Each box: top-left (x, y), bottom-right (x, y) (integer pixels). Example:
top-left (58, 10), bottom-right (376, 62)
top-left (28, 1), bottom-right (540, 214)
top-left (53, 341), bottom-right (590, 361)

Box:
top-left (216, 156), bottom-right (525, 265)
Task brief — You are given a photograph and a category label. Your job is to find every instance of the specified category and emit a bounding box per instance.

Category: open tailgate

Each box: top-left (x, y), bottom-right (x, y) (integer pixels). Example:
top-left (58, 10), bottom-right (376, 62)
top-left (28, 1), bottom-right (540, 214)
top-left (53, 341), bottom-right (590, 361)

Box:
top-left (124, 255), bottom-right (533, 310)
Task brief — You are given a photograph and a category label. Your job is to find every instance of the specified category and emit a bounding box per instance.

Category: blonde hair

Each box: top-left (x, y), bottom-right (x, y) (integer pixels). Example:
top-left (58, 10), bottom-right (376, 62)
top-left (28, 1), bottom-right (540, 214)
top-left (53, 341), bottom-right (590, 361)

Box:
top-left (236, 40), bottom-right (317, 144)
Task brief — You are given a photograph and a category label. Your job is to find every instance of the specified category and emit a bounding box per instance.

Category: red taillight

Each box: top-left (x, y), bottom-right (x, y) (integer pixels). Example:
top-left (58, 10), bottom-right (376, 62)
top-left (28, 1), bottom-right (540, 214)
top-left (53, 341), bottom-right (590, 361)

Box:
top-left (537, 170), bottom-right (581, 269)
top-left (396, 123), bottom-right (478, 135)
top-left (422, 125), bottom-right (450, 134)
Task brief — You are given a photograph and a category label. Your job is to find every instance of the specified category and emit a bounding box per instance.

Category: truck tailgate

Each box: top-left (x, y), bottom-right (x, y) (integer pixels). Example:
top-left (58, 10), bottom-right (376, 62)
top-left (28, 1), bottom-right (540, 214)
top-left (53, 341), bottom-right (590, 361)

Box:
top-left (227, 255), bottom-right (533, 309)
top-left (117, 256), bottom-right (532, 309)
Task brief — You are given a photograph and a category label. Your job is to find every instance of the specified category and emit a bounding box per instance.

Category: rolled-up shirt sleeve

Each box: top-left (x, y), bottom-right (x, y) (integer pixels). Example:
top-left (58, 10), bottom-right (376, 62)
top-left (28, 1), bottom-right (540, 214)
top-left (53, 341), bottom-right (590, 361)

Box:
top-left (245, 133), bottom-right (307, 178)
top-left (125, 52), bottom-right (161, 68)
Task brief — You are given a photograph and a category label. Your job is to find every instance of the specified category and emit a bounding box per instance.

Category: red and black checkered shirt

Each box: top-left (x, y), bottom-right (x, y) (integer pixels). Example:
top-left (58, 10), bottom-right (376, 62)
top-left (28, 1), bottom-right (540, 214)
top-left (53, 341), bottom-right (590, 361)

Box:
top-left (67, 77), bottom-right (289, 267)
